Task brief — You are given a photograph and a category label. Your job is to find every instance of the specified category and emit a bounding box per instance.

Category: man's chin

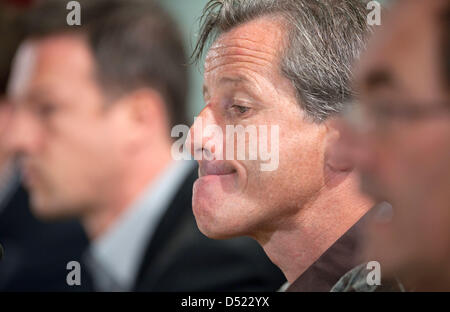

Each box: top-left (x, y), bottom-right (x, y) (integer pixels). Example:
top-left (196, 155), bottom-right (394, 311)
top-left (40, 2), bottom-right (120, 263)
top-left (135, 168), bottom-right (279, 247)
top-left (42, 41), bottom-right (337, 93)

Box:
top-left (192, 198), bottom-right (243, 240)
top-left (192, 175), bottom-right (253, 239)
top-left (29, 195), bottom-right (75, 221)
top-left (195, 219), bottom-right (236, 240)
top-left (192, 200), bottom-right (223, 239)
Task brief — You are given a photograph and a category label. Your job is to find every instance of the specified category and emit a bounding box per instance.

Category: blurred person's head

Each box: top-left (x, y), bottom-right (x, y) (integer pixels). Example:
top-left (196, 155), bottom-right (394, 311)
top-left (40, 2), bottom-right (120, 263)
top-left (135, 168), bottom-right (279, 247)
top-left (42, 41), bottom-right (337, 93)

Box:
top-left (188, 0), bottom-right (373, 281)
top-left (346, 0), bottom-right (450, 289)
top-left (6, 0), bottom-right (187, 238)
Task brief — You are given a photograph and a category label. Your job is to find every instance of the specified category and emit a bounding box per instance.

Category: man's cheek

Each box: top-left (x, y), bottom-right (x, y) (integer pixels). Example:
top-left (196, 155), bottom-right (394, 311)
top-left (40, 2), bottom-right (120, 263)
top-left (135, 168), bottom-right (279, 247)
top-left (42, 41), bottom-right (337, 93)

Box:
top-left (258, 125), bottom-right (279, 172)
top-left (240, 160), bottom-right (263, 192)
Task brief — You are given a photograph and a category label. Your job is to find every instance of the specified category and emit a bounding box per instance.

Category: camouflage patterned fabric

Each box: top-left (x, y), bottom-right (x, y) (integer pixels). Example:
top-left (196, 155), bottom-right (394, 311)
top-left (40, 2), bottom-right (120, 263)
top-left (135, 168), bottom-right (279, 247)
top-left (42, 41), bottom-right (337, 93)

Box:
top-left (331, 263), bottom-right (406, 292)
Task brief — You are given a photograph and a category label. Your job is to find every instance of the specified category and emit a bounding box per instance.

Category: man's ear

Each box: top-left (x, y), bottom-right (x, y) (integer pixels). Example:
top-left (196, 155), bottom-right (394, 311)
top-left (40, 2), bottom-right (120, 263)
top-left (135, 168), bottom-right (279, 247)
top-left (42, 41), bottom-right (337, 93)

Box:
top-left (117, 88), bottom-right (169, 152)
top-left (126, 88), bottom-right (168, 128)
top-left (323, 117), bottom-right (355, 173)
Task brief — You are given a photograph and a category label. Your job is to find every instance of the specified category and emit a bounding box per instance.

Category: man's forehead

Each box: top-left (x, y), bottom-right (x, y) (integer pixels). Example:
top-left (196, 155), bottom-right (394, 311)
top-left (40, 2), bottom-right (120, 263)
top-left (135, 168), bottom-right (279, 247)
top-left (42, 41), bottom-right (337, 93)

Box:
top-left (9, 35), bottom-right (94, 99)
top-left (31, 34), bottom-right (93, 75)
top-left (205, 16), bottom-right (286, 69)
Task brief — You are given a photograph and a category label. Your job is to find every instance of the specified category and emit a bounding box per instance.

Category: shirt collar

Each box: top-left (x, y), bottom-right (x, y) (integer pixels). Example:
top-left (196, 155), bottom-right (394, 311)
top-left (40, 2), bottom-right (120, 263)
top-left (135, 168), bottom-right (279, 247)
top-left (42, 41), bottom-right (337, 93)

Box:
top-left (86, 159), bottom-right (194, 291)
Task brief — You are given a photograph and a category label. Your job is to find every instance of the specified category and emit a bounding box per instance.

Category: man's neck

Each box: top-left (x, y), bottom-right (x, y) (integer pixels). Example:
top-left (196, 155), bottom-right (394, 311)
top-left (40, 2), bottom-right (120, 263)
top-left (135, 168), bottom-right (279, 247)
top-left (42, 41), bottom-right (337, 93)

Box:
top-left (257, 173), bottom-right (372, 283)
top-left (83, 146), bottom-right (173, 240)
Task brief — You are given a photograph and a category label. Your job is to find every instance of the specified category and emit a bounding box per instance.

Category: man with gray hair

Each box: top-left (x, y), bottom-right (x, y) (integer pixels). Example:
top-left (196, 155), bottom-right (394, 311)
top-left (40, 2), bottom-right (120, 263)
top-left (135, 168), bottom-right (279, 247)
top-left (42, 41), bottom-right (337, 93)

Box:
top-left (187, 0), bottom-right (374, 291)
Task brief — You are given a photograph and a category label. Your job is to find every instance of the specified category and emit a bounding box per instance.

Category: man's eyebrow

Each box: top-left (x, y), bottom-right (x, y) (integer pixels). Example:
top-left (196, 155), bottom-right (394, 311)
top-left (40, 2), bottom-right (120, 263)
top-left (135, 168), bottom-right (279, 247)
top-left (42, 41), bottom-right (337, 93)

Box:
top-left (364, 69), bottom-right (396, 90)
top-left (27, 89), bottom-right (51, 102)
top-left (24, 88), bottom-right (59, 105)
top-left (203, 76), bottom-right (251, 99)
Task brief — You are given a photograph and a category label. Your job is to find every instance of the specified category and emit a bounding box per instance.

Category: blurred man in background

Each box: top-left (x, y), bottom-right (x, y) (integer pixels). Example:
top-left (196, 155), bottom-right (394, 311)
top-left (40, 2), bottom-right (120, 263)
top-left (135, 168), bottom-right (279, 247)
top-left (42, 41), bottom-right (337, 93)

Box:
top-left (188, 0), bottom-right (374, 291)
top-left (333, 0), bottom-right (450, 291)
top-left (6, 0), bottom-right (284, 291)
top-left (0, 0), bottom-right (89, 291)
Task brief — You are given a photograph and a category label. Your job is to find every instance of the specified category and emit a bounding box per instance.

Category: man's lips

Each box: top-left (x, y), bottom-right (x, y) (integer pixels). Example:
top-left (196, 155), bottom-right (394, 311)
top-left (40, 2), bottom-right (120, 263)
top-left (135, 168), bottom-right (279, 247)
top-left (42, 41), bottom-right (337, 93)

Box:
top-left (195, 160), bottom-right (247, 193)
top-left (199, 161), bottom-right (237, 177)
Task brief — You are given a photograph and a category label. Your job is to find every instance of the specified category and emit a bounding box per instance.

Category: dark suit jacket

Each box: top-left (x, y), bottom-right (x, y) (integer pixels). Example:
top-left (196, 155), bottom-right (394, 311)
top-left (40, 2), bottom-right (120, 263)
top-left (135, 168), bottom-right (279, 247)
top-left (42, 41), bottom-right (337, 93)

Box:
top-left (132, 167), bottom-right (286, 291)
top-left (286, 212), bottom-right (370, 292)
top-left (0, 183), bottom-right (89, 291)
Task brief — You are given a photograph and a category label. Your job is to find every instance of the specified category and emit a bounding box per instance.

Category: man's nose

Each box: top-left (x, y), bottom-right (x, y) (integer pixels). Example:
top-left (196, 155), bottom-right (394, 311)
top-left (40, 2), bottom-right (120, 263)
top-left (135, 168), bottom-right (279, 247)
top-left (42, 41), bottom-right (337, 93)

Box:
top-left (4, 109), bottom-right (41, 157)
top-left (186, 104), bottom-right (222, 161)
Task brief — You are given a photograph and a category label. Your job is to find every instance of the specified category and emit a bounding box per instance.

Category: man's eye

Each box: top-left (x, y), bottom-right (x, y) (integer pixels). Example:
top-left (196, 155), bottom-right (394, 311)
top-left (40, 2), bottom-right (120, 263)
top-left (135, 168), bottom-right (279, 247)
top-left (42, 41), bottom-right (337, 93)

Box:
top-left (37, 103), bottom-right (57, 117)
top-left (232, 104), bottom-right (250, 115)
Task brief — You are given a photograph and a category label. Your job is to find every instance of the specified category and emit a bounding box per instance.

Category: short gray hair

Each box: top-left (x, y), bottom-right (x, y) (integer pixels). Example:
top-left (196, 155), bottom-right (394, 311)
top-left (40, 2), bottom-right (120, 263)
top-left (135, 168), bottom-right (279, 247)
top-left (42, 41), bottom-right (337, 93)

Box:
top-left (193, 0), bottom-right (373, 122)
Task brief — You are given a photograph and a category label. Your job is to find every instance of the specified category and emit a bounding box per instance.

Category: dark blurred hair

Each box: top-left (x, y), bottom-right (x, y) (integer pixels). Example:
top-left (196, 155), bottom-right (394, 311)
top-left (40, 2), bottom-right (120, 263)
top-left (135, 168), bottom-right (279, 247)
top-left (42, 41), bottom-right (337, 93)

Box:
top-left (440, 0), bottom-right (450, 92)
top-left (192, 0), bottom-right (372, 122)
top-left (0, 5), bottom-right (25, 96)
top-left (23, 0), bottom-right (188, 127)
